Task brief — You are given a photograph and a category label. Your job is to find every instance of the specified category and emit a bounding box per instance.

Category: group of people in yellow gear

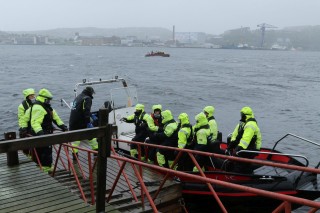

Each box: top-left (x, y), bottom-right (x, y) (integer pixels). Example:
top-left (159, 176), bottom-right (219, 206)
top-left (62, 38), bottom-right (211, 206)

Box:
top-left (122, 103), bottom-right (262, 173)
top-left (17, 87), bottom-right (262, 174)
top-left (18, 86), bottom-right (98, 173)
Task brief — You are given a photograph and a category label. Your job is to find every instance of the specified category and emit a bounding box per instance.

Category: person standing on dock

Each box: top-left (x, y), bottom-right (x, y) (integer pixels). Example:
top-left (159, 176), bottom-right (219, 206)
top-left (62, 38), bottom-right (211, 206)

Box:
top-left (23, 88), bottom-right (68, 173)
top-left (18, 88), bottom-right (36, 156)
top-left (69, 86), bottom-right (98, 160)
top-left (226, 106), bottom-right (262, 173)
top-left (121, 104), bottom-right (157, 160)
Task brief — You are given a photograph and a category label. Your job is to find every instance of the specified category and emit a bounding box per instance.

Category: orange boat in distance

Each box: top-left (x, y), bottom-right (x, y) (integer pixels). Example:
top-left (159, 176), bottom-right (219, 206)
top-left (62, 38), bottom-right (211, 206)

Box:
top-left (145, 51), bottom-right (170, 57)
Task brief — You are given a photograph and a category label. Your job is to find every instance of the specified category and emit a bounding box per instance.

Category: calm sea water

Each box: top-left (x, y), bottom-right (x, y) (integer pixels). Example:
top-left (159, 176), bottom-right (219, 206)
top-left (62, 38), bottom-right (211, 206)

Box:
top-left (1, 45), bottom-right (320, 211)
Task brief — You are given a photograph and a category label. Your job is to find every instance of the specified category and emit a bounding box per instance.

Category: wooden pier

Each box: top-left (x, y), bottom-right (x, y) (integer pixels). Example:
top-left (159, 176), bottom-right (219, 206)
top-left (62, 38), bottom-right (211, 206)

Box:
top-left (0, 152), bottom-right (119, 213)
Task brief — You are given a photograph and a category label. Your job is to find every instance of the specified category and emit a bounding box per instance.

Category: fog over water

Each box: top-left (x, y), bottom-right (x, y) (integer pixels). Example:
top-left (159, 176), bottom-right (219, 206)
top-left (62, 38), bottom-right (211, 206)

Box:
top-left (1, 0), bottom-right (320, 34)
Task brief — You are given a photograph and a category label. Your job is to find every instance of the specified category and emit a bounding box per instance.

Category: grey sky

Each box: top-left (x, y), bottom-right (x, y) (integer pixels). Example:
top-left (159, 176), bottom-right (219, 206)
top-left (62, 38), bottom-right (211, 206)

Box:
top-left (1, 0), bottom-right (319, 34)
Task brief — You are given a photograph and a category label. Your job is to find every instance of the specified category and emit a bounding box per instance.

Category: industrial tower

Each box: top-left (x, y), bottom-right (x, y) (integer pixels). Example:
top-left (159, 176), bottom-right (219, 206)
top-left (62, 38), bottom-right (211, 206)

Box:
top-left (257, 23), bottom-right (277, 48)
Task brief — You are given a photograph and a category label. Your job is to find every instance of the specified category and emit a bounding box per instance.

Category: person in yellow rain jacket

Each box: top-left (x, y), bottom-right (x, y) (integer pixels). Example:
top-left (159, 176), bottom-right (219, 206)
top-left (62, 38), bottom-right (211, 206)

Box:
top-left (226, 106), bottom-right (262, 173)
top-left (154, 110), bottom-right (178, 168)
top-left (192, 112), bottom-right (213, 172)
top-left (146, 104), bottom-right (163, 163)
top-left (176, 113), bottom-right (193, 171)
top-left (18, 88), bottom-right (36, 156)
top-left (121, 104), bottom-right (158, 159)
top-left (203, 105), bottom-right (223, 154)
top-left (18, 88), bottom-right (36, 138)
top-left (21, 88), bottom-right (68, 173)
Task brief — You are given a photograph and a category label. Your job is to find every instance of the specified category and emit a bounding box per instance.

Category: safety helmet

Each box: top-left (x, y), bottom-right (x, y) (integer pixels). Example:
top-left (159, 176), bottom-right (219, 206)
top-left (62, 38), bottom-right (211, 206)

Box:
top-left (23, 88), bottom-right (35, 99)
top-left (203, 106), bottom-right (215, 117)
top-left (135, 104), bottom-right (145, 111)
top-left (152, 104), bottom-right (162, 111)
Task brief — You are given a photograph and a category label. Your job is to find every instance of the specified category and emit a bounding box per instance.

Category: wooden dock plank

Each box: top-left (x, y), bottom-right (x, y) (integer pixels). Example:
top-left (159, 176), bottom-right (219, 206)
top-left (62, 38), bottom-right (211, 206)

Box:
top-left (0, 152), bottom-right (120, 213)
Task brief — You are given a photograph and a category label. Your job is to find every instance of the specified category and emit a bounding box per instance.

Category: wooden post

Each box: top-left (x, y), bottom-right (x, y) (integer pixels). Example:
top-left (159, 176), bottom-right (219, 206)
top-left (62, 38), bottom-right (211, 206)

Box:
top-left (5, 132), bottom-right (19, 166)
top-left (96, 108), bottom-right (111, 213)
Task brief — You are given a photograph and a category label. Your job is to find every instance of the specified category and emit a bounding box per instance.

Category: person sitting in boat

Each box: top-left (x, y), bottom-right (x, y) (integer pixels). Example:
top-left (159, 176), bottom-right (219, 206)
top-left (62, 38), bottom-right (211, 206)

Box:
top-left (21, 88), bottom-right (68, 173)
top-left (203, 106), bottom-right (223, 154)
top-left (226, 106), bottom-right (262, 173)
top-left (121, 104), bottom-right (158, 160)
top-left (145, 104), bottom-right (163, 163)
top-left (153, 110), bottom-right (178, 169)
top-left (192, 112), bottom-right (214, 172)
top-left (176, 113), bottom-right (194, 171)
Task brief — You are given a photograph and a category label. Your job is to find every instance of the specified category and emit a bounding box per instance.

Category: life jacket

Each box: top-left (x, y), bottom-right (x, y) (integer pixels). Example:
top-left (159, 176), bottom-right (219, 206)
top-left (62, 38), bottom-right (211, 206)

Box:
top-left (33, 101), bottom-right (54, 134)
top-left (21, 100), bottom-right (30, 112)
top-left (181, 123), bottom-right (193, 145)
top-left (134, 111), bottom-right (146, 127)
top-left (194, 124), bottom-right (213, 144)
top-left (208, 116), bottom-right (215, 121)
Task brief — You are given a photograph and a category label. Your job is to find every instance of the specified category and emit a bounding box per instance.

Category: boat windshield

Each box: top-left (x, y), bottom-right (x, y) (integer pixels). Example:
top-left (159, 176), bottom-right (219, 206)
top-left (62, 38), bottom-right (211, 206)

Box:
top-left (110, 87), bottom-right (138, 109)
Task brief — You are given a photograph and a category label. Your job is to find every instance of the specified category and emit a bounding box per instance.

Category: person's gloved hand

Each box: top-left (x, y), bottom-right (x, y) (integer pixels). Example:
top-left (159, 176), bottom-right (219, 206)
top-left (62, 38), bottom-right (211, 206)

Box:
top-left (120, 117), bottom-right (127, 122)
top-left (36, 130), bottom-right (44, 136)
top-left (19, 127), bottom-right (28, 138)
top-left (158, 126), bottom-right (164, 132)
top-left (234, 146), bottom-right (243, 156)
top-left (87, 123), bottom-right (94, 128)
top-left (59, 124), bottom-right (68, 132)
top-left (91, 114), bottom-right (98, 121)
top-left (225, 149), bottom-right (232, 156)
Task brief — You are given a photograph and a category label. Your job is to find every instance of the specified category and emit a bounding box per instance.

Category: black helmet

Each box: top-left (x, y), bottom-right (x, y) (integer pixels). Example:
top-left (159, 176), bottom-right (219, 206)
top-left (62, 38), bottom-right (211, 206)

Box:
top-left (83, 86), bottom-right (95, 96)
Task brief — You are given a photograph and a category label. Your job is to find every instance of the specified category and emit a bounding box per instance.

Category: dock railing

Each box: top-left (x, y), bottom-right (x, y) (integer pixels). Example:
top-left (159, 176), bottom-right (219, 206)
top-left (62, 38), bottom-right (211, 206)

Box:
top-left (111, 138), bottom-right (320, 213)
top-left (2, 110), bottom-right (320, 213)
top-left (0, 108), bottom-right (111, 213)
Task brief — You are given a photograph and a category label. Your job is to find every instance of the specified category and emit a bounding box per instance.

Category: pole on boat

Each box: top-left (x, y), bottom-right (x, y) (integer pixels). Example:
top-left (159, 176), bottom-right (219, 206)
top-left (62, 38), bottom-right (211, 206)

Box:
top-left (96, 108), bottom-right (111, 213)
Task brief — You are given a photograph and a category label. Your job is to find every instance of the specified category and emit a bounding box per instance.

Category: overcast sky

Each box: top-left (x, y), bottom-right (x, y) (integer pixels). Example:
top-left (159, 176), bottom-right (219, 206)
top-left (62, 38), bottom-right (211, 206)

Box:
top-left (1, 0), bottom-right (319, 34)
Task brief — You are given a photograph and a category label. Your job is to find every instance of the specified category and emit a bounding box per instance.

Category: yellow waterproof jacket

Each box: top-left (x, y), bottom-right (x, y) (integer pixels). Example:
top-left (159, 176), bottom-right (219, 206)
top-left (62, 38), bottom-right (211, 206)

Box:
top-left (30, 104), bottom-right (64, 134)
top-left (22, 96), bottom-right (64, 134)
top-left (18, 101), bottom-right (32, 128)
top-left (161, 110), bottom-right (178, 137)
top-left (193, 112), bottom-right (211, 145)
top-left (177, 113), bottom-right (192, 149)
top-left (231, 107), bottom-right (262, 150)
top-left (204, 106), bottom-right (218, 140)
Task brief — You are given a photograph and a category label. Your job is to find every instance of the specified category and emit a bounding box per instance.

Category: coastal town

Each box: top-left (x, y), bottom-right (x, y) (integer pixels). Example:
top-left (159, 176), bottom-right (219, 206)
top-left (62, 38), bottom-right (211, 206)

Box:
top-left (1, 25), bottom-right (320, 51)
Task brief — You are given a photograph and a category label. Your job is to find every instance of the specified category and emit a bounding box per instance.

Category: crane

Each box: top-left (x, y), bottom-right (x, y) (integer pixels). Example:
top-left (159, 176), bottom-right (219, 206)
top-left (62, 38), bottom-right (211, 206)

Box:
top-left (257, 23), bottom-right (277, 48)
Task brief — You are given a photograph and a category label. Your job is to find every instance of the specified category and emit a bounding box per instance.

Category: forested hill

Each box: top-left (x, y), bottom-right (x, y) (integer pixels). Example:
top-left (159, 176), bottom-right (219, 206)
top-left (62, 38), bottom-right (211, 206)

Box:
top-left (210, 25), bottom-right (320, 51)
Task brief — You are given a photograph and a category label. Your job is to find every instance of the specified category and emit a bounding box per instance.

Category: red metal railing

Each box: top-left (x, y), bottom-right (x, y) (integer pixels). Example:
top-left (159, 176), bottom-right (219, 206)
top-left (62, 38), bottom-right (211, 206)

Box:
top-left (111, 138), bottom-right (320, 213)
top-left (29, 135), bottom-right (320, 212)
